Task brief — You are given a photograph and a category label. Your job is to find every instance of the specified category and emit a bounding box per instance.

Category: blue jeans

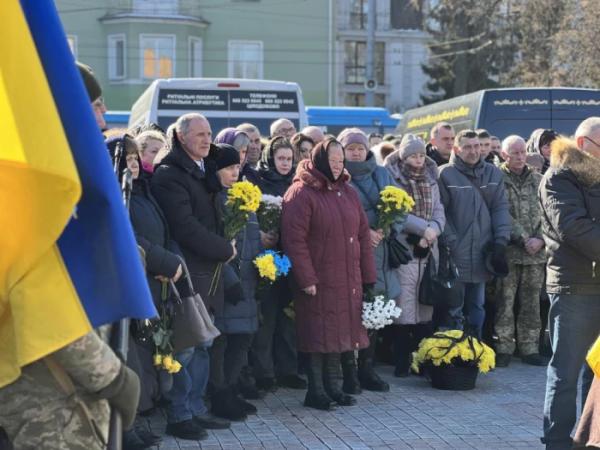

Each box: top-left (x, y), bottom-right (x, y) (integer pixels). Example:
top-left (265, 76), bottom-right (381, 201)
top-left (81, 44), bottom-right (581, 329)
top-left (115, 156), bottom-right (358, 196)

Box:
top-left (445, 282), bottom-right (485, 338)
top-left (165, 345), bottom-right (210, 424)
top-left (543, 293), bottom-right (600, 449)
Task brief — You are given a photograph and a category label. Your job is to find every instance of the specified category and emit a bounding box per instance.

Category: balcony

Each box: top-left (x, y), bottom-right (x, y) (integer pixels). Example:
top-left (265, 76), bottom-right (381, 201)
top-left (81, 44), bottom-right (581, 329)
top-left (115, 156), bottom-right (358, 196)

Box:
top-left (101, 0), bottom-right (208, 26)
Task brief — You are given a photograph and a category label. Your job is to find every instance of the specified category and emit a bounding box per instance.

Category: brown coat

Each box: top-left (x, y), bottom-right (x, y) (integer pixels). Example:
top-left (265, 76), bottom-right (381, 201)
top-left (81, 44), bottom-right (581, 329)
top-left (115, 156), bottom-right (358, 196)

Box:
top-left (574, 376), bottom-right (600, 449)
top-left (282, 160), bottom-right (376, 353)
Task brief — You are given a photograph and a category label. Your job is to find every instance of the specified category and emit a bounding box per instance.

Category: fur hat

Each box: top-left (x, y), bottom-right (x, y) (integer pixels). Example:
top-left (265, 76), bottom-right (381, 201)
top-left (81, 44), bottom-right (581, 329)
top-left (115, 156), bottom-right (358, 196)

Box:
top-left (399, 134), bottom-right (426, 159)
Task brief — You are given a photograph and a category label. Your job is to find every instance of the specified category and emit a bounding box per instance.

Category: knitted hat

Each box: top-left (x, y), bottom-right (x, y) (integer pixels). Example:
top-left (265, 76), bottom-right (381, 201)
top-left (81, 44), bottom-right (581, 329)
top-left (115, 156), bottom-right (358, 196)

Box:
top-left (76, 61), bottom-right (102, 102)
top-left (211, 143), bottom-right (240, 170)
top-left (337, 128), bottom-right (369, 150)
top-left (399, 134), bottom-right (426, 159)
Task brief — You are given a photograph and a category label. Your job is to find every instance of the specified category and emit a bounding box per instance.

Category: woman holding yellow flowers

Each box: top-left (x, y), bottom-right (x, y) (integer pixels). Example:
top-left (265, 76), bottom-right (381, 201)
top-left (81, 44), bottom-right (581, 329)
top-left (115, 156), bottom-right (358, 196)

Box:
top-left (383, 134), bottom-right (446, 377)
top-left (207, 143), bottom-right (262, 422)
top-left (282, 138), bottom-right (377, 411)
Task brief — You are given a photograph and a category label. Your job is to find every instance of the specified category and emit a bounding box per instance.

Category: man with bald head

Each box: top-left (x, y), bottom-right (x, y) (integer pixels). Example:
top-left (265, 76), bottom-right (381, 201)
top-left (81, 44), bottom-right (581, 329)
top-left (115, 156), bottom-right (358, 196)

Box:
top-left (301, 125), bottom-right (325, 144)
top-left (270, 118), bottom-right (296, 139)
top-left (152, 113), bottom-right (235, 439)
top-left (494, 135), bottom-right (547, 368)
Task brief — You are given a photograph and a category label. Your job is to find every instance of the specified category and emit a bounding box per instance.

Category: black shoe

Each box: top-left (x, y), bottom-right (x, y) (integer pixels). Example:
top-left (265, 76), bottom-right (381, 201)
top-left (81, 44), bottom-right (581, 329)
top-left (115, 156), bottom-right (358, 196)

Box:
top-left (193, 414), bottom-right (231, 429)
top-left (277, 374), bottom-right (307, 389)
top-left (304, 391), bottom-right (336, 411)
top-left (394, 366), bottom-right (410, 377)
top-left (165, 420), bottom-right (208, 441)
top-left (522, 353), bottom-right (549, 366)
top-left (135, 427), bottom-right (161, 447)
top-left (255, 377), bottom-right (278, 392)
top-left (211, 389), bottom-right (248, 422)
top-left (233, 395), bottom-right (258, 415)
top-left (358, 361), bottom-right (390, 392)
top-left (496, 353), bottom-right (512, 367)
top-left (238, 382), bottom-right (265, 399)
top-left (341, 352), bottom-right (362, 395)
top-left (323, 353), bottom-right (357, 407)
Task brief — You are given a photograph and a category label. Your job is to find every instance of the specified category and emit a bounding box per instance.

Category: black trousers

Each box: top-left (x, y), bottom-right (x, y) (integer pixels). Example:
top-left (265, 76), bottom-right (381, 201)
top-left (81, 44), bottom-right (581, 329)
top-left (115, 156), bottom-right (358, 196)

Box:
top-left (209, 333), bottom-right (253, 390)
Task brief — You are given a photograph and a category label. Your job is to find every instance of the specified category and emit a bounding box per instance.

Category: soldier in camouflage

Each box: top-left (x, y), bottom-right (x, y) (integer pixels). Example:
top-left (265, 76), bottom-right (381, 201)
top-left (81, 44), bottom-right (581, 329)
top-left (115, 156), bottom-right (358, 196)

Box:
top-left (495, 135), bottom-right (548, 367)
top-left (0, 331), bottom-right (139, 449)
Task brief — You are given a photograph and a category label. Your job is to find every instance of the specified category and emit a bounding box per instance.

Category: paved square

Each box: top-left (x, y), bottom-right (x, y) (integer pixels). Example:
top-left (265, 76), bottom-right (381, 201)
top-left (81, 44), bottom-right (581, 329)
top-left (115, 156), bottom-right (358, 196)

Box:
top-left (146, 358), bottom-right (546, 449)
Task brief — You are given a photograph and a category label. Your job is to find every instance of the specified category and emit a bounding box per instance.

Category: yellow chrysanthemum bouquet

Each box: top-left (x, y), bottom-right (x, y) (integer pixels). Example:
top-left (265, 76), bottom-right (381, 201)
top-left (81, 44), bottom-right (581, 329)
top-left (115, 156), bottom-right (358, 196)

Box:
top-left (377, 186), bottom-right (415, 236)
top-left (150, 282), bottom-right (183, 375)
top-left (412, 330), bottom-right (495, 390)
top-left (209, 181), bottom-right (262, 295)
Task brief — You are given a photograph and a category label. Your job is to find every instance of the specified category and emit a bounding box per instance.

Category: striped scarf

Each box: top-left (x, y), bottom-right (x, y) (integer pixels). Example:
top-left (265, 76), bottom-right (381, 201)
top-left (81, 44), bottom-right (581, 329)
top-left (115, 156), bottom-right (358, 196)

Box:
top-left (401, 162), bottom-right (433, 220)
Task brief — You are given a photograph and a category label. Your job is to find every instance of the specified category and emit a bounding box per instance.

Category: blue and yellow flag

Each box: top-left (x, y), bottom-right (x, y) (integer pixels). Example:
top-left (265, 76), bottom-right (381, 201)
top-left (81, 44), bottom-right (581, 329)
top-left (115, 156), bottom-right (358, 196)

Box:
top-left (0, 0), bottom-right (157, 388)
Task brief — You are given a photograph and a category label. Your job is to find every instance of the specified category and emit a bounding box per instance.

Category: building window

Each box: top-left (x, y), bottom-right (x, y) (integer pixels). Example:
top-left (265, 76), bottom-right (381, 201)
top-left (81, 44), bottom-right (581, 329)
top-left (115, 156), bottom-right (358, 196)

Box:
top-left (140, 35), bottom-right (175, 79)
top-left (133, 0), bottom-right (178, 15)
top-left (228, 40), bottom-right (263, 79)
top-left (345, 93), bottom-right (386, 107)
top-left (108, 34), bottom-right (126, 80)
top-left (67, 35), bottom-right (77, 59)
top-left (189, 37), bottom-right (203, 77)
top-left (344, 41), bottom-right (385, 85)
top-left (349, 0), bottom-right (369, 30)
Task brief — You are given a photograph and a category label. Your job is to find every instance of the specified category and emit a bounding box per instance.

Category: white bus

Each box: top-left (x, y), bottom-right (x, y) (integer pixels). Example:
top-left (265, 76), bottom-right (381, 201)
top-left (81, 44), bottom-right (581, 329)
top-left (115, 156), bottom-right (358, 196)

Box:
top-left (129, 78), bottom-right (308, 136)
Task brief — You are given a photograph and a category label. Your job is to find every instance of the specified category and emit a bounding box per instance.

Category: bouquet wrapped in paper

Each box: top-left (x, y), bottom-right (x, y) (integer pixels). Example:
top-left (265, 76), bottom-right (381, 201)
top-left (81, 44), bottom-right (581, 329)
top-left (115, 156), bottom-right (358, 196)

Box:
top-left (257, 194), bottom-right (283, 234)
top-left (376, 185), bottom-right (415, 237)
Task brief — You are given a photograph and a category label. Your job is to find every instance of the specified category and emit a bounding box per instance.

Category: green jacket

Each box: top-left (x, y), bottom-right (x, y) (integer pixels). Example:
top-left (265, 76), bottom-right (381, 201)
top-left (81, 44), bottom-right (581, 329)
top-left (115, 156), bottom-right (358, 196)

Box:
top-left (501, 163), bottom-right (546, 265)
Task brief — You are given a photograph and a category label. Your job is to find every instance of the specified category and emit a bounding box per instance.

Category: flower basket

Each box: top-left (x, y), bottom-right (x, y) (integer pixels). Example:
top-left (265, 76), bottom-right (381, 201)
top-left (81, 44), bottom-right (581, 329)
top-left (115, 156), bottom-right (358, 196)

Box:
top-left (426, 362), bottom-right (479, 391)
top-left (412, 330), bottom-right (495, 391)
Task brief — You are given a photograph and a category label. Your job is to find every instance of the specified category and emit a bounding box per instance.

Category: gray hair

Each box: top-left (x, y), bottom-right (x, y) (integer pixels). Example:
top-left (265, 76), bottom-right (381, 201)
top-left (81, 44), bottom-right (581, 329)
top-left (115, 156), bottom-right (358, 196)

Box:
top-left (232, 132), bottom-right (250, 152)
top-left (501, 135), bottom-right (526, 154)
top-left (575, 117), bottom-right (600, 138)
top-left (167, 113), bottom-right (208, 149)
top-left (270, 118), bottom-right (294, 137)
top-left (236, 122), bottom-right (259, 135)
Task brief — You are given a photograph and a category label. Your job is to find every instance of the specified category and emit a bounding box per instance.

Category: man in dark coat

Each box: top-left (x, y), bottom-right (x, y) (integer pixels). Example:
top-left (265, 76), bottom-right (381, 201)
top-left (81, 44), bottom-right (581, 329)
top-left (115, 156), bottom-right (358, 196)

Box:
top-left (437, 129), bottom-right (511, 338)
top-left (426, 122), bottom-right (455, 167)
top-left (540, 118), bottom-right (600, 450)
top-left (152, 113), bottom-right (235, 439)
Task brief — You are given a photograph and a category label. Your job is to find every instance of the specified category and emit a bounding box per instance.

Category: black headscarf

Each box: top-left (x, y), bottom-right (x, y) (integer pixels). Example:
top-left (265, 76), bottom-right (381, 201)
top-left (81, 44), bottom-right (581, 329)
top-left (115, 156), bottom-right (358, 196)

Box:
top-left (259, 135), bottom-right (292, 173)
top-left (105, 133), bottom-right (139, 183)
top-left (311, 138), bottom-right (343, 183)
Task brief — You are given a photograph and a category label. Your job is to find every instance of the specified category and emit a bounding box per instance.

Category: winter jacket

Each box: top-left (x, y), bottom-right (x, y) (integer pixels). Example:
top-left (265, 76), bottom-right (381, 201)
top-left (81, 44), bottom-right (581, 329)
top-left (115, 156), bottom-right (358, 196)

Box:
top-left (151, 143), bottom-right (233, 314)
top-left (384, 152), bottom-right (446, 324)
top-left (214, 191), bottom-right (260, 335)
top-left (426, 143), bottom-right (450, 167)
top-left (253, 166), bottom-right (294, 197)
top-left (345, 152), bottom-right (402, 300)
top-left (129, 176), bottom-right (181, 305)
top-left (500, 163), bottom-right (546, 266)
top-left (281, 160), bottom-right (377, 353)
top-left (438, 154), bottom-right (511, 283)
top-left (539, 144), bottom-right (600, 294)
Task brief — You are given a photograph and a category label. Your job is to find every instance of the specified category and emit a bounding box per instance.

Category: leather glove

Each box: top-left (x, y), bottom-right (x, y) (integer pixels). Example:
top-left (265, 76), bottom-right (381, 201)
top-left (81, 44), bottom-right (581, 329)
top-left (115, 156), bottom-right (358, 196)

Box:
top-left (491, 243), bottom-right (509, 276)
top-left (225, 281), bottom-right (244, 305)
top-left (96, 363), bottom-right (140, 430)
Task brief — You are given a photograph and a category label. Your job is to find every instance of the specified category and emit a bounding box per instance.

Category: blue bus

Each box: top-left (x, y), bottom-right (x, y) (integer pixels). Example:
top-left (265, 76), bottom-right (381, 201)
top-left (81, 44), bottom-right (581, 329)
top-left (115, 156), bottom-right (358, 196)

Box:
top-left (396, 88), bottom-right (600, 140)
top-left (306, 106), bottom-right (399, 136)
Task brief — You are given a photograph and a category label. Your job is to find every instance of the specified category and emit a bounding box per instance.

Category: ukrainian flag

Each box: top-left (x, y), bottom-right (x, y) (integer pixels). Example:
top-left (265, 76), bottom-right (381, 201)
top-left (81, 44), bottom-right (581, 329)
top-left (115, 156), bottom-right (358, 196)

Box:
top-left (0, 0), bottom-right (157, 388)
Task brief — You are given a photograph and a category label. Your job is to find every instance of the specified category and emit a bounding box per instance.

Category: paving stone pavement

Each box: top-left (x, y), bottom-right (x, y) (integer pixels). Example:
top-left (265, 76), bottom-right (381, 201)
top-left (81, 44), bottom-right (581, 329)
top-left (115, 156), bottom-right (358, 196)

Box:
top-left (143, 358), bottom-right (547, 449)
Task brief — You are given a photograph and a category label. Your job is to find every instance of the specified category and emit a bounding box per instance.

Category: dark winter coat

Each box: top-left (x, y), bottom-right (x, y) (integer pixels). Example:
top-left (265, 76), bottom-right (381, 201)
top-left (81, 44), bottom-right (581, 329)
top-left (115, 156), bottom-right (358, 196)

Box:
top-left (500, 163), bottom-right (546, 266)
top-left (281, 160), bottom-right (377, 353)
top-left (345, 152), bottom-right (402, 300)
top-left (214, 191), bottom-right (261, 334)
top-left (426, 143), bottom-right (450, 167)
top-left (151, 143), bottom-right (233, 314)
top-left (129, 176), bottom-right (181, 304)
top-left (438, 154), bottom-right (511, 283)
top-left (253, 166), bottom-right (294, 197)
top-left (539, 144), bottom-right (600, 294)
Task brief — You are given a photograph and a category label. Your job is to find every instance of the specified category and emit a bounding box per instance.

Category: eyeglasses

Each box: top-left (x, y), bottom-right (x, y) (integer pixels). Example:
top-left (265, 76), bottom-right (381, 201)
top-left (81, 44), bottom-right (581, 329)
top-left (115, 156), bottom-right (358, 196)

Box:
top-left (584, 136), bottom-right (600, 148)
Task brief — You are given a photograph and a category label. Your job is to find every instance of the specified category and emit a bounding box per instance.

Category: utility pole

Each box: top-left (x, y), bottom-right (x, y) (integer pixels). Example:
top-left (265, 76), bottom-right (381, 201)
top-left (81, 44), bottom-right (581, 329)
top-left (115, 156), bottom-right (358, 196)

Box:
top-left (365, 0), bottom-right (376, 106)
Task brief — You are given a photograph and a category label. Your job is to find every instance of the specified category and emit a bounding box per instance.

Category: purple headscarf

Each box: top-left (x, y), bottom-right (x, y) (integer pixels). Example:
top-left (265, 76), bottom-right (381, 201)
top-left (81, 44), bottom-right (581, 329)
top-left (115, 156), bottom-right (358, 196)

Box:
top-left (214, 127), bottom-right (244, 146)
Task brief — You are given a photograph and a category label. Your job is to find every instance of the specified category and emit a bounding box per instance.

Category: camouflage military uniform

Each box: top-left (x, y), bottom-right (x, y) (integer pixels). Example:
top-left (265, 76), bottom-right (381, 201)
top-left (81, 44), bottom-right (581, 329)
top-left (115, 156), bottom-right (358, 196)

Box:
top-left (0, 331), bottom-right (121, 450)
top-left (495, 164), bottom-right (546, 355)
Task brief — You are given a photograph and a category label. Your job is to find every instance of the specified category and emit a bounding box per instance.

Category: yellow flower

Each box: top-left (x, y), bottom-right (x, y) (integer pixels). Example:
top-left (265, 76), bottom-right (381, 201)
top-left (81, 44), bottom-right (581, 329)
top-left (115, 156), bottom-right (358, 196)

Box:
top-left (227, 181), bottom-right (262, 213)
top-left (254, 253), bottom-right (277, 281)
top-left (153, 354), bottom-right (163, 367)
top-left (168, 360), bottom-right (182, 374)
top-left (162, 355), bottom-right (174, 370)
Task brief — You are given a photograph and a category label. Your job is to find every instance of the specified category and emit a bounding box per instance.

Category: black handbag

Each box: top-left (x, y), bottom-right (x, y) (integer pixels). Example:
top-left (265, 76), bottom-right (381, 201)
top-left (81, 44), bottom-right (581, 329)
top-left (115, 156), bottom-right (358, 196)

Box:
top-left (387, 229), bottom-right (413, 269)
top-left (418, 245), bottom-right (461, 308)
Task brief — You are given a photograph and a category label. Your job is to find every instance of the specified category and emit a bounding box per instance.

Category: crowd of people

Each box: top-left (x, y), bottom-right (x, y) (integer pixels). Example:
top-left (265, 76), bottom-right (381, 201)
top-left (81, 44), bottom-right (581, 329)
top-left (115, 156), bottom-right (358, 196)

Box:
top-left (2, 62), bottom-right (600, 450)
